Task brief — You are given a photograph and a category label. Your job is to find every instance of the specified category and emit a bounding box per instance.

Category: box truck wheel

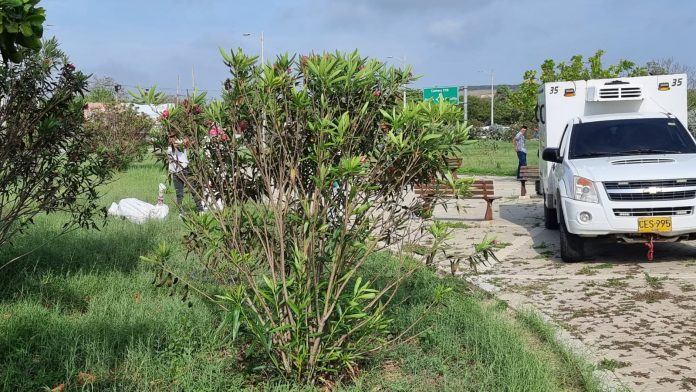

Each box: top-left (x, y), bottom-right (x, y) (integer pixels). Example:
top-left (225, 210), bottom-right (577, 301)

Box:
top-left (559, 210), bottom-right (584, 262)
top-left (544, 204), bottom-right (559, 229)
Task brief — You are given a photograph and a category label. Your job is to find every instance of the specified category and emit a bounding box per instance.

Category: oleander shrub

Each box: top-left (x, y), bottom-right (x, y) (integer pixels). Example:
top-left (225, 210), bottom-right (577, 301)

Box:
top-left (0, 38), bottom-right (112, 248)
top-left (137, 50), bottom-right (471, 385)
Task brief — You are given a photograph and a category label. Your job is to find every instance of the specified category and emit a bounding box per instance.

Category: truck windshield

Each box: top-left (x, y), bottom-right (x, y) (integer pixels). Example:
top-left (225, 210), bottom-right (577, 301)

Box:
top-left (569, 118), bottom-right (696, 159)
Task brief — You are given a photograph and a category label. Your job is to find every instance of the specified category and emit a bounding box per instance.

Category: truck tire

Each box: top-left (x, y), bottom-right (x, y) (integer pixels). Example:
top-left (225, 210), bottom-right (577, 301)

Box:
top-left (544, 204), bottom-right (559, 229)
top-left (560, 212), bottom-right (584, 262)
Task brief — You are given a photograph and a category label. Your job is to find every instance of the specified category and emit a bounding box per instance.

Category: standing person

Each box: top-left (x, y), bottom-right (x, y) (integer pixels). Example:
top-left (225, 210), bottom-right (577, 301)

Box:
top-left (513, 125), bottom-right (528, 179)
top-left (167, 131), bottom-right (203, 214)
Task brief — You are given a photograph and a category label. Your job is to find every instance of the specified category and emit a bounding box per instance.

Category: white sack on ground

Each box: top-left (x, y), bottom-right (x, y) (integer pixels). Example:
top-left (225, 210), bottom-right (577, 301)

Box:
top-left (107, 183), bottom-right (169, 224)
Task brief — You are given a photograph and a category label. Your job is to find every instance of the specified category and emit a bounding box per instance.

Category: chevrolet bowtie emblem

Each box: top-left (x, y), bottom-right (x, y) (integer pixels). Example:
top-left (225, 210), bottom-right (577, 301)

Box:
top-left (645, 187), bottom-right (661, 194)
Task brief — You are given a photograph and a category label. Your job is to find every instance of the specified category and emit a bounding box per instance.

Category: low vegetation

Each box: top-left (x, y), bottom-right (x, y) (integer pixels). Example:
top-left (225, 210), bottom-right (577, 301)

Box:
top-left (457, 139), bottom-right (540, 177)
top-left (0, 161), bottom-right (604, 391)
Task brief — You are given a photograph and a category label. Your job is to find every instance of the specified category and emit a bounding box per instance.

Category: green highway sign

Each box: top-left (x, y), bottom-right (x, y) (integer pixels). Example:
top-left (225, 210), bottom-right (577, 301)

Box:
top-left (423, 86), bottom-right (459, 104)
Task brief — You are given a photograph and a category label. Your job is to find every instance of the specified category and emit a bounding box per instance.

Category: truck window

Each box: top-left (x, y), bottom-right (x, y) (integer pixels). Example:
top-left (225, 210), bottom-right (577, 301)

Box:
top-left (568, 118), bottom-right (696, 159)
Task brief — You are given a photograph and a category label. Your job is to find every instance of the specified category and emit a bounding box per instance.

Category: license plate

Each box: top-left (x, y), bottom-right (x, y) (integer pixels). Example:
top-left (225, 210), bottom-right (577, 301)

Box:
top-left (638, 217), bottom-right (672, 233)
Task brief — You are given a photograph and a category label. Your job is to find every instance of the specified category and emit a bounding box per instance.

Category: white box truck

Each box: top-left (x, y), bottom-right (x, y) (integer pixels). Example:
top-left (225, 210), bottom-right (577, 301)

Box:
top-left (537, 74), bottom-right (696, 262)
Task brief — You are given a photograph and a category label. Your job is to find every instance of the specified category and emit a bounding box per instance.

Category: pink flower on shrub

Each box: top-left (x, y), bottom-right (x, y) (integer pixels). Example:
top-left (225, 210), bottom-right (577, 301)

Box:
top-left (208, 125), bottom-right (220, 137)
top-left (162, 109), bottom-right (170, 119)
top-left (372, 90), bottom-right (381, 97)
top-left (67, 64), bottom-right (75, 71)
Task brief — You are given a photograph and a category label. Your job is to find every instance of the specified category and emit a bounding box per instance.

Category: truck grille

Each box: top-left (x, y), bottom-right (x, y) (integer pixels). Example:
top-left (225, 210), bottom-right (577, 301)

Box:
top-left (613, 207), bottom-right (693, 217)
top-left (604, 179), bottom-right (696, 188)
top-left (604, 179), bottom-right (696, 201)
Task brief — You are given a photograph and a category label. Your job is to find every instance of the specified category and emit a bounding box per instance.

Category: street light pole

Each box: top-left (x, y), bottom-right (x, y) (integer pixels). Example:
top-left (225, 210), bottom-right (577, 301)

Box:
top-left (388, 55), bottom-right (407, 109)
top-left (243, 32), bottom-right (264, 64)
top-left (260, 31), bottom-right (264, 64)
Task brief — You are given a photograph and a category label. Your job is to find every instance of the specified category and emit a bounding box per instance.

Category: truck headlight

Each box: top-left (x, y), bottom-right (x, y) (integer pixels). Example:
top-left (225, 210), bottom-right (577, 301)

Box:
top-left (573, 176), bottom-right (599, 203)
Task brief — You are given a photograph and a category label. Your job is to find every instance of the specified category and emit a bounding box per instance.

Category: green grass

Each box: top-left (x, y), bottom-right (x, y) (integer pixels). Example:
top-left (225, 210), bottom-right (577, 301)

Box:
top-left (457, 139), bottom-right (540, 176)
top-left (0, 160), bottom-right (600, 391)
top-left (597, 358), bottom-right (630, 371)
top-left (516, 311), bottom-right (608, 392)
top-left (348, 257), bottom-right (592, 392)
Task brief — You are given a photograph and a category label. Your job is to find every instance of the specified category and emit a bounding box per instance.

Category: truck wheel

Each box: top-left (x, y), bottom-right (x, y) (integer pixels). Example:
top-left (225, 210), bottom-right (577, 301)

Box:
top-left (560, 213), bottom-right (584, 262)
top-left (544, 205), bottom-right (559, 229)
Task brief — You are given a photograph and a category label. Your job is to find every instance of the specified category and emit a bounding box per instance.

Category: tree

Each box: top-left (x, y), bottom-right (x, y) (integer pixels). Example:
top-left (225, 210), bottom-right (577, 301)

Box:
top-left (509, 50), bottom-right (648, 125)
top-left (0, 0), bottom-right (45, 62)
top-left (645, 57), bottom-right (696, 114)
top-left (85, 76), bottom-right (126, 103)
top-left (508, 70), bottom-right (538, 126)
top-left (646, 57), bottom-right (696, 89)
top-left (84, 104), bottom-right (154, 170)
top-left (466, 95), bottom-right (491, 126)
top-left (493, 85), bottom-right (526, 126)
top-left (137, 50), bottom-right (470, 385)
top-left (0, 38), bottom-right (112, 253)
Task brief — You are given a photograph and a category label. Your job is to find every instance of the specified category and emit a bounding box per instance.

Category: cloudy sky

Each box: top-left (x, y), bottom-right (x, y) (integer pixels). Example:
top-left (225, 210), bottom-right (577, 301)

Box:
top-left (44, 0), bottom-right (696, 96)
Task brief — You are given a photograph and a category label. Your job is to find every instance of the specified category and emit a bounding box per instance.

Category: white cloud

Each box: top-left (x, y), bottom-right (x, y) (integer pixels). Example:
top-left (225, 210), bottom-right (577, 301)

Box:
top-left (426, 18), bottom-right (466, 43)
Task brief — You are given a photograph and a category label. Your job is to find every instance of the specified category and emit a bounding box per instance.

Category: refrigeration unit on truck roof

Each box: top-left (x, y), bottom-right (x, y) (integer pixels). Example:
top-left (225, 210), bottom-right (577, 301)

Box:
top-left (536, 74), bottom-right (688, 193)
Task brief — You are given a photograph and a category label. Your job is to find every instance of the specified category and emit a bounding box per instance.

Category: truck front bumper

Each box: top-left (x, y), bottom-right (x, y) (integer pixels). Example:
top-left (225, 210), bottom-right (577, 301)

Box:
top-left (561, 197), bottom-right (696, 237)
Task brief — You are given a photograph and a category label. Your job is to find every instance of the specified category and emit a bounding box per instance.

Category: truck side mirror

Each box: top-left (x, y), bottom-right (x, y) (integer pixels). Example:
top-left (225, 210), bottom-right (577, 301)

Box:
top-left (542, 148), bottom-right (562, 163)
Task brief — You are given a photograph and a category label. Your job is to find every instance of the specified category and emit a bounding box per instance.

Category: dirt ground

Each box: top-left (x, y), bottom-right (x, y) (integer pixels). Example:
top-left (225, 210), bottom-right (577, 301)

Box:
top-left (420, 177), bottom-right (696, 392)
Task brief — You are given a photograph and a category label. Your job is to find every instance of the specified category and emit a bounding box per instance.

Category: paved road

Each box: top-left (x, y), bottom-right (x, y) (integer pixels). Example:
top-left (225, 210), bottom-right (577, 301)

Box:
top-left (426, 177), bottom-right (696, 392)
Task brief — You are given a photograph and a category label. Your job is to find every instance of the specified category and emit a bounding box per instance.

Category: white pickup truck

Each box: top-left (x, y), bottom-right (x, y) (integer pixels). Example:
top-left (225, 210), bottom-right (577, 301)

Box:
top-left (537, 74), bottom-right (696, 262)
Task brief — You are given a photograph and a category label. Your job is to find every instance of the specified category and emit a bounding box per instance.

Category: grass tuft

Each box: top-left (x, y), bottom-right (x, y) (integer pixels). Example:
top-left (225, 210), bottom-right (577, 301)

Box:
top-left (516, 310), bottom-right (606, 392)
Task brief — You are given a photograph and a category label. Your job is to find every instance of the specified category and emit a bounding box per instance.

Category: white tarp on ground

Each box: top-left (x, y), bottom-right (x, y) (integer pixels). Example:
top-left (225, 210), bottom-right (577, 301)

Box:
top-left (107, 184), bottom-right (169, 224)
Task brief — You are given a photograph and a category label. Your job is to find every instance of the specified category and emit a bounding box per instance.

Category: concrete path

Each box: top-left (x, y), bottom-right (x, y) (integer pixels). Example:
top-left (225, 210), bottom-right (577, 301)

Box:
top-left (425, 176), bottom-right (696, 392)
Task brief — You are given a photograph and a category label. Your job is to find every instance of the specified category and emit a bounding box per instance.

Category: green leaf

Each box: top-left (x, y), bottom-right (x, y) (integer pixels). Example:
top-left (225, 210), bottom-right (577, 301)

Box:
top-left (262, 275), bottom-right (275, 291)
top-left (231, 308), bottom-right (241, 341)
top-left (422, 133), bottom-right (442, 141)
top-left (26, 13), bottom-right (45, 25)
top-left (353, 276), bottom-right (362, 297)
top-left (287, 299), bottom-right (300, 316)
top-left (16, 34), bottom-right (40, 50)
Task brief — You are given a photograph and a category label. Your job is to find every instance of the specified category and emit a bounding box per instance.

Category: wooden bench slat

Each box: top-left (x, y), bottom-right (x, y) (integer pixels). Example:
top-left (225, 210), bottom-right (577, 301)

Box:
top-left (414, 178), bottom-right (498, 220)
top-left (519, 165), bottom-right (540, 196)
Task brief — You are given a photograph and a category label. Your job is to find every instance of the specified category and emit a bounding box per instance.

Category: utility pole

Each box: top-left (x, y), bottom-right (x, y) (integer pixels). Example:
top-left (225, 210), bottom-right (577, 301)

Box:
top-left (489, 71), bottom-right (494, 127)
top-left (462, 85), bottom-right (468, 122)
top-left (176, 75), bottom-right (180, 104)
